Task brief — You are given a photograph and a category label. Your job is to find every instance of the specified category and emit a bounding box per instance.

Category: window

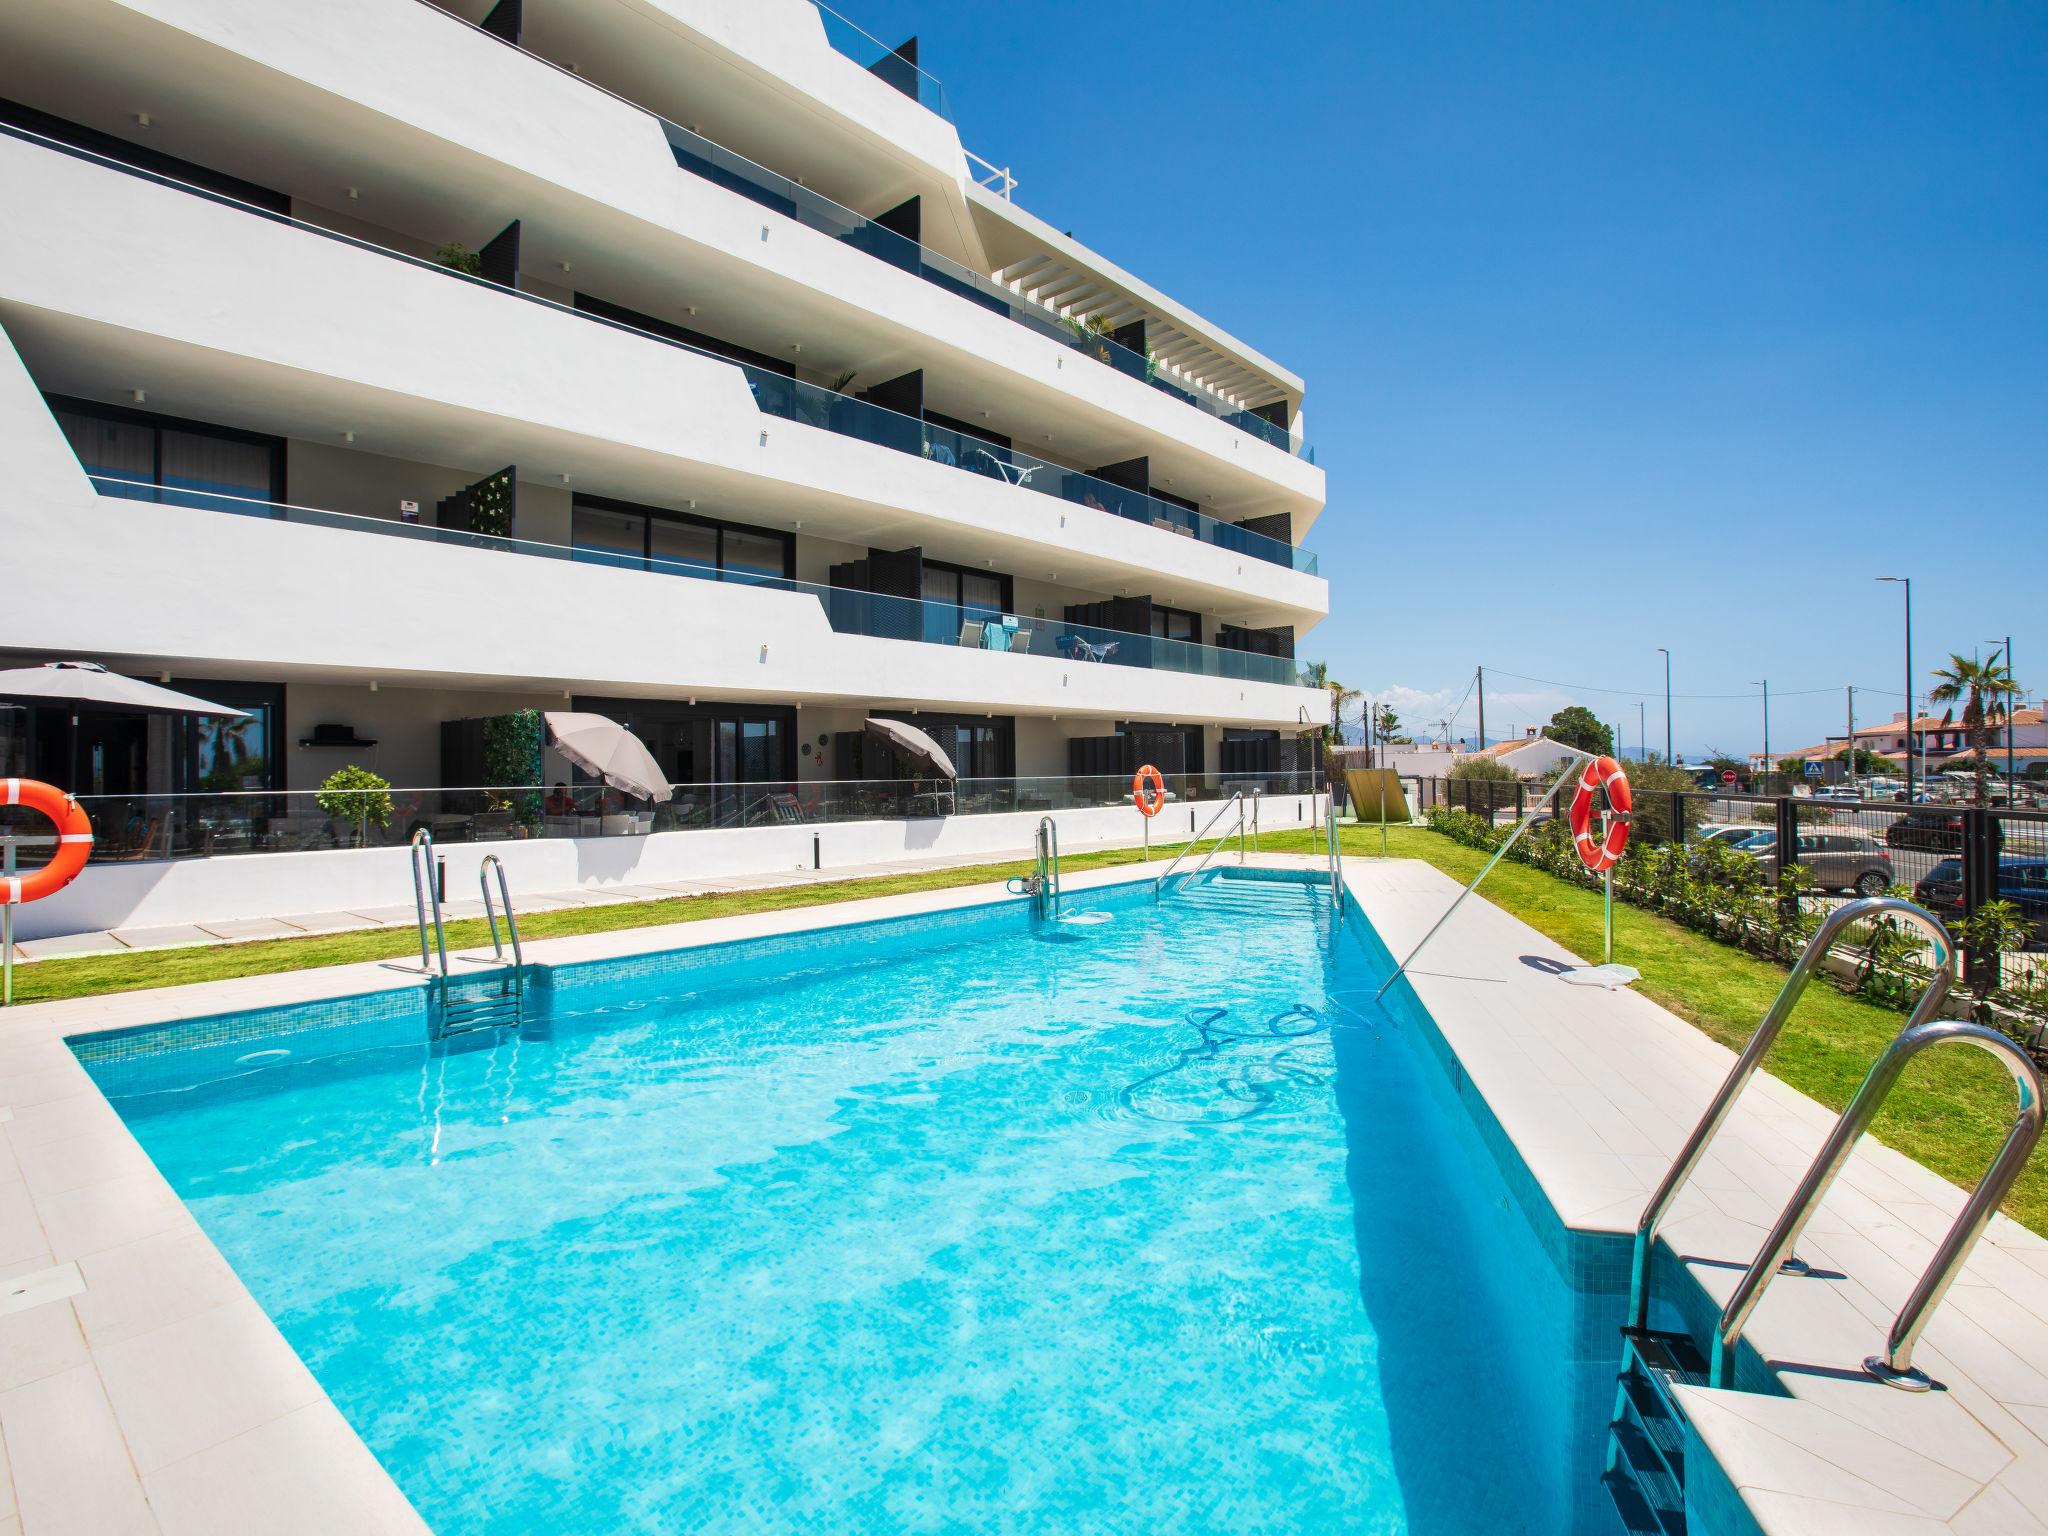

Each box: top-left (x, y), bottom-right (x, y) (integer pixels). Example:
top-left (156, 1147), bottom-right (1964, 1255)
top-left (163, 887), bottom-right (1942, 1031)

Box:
top-left (1151, 606), bottom-right (1201, 643)
top-left (49, 395), bottom-right (283, 509)
top-left (922, 560), bottom-right (1011, 630)
top-left (571, 495), bottom-right (792, 580)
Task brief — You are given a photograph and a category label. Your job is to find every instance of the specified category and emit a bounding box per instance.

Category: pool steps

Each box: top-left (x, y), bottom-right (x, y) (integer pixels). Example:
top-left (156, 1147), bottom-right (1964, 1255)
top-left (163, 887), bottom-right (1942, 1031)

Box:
top-left (1605, 1327), bottom-right (1705, 1536)
top-left (1602, 896), bottom-right (2045, 1533)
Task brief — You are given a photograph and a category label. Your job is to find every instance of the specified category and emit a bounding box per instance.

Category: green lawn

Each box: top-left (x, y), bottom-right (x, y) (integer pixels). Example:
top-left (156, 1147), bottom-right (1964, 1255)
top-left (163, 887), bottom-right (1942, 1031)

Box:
top-left (11, 822), bottom-right (2041, 1231)
top-left (1261, 824), bottom-right (2048, 1236)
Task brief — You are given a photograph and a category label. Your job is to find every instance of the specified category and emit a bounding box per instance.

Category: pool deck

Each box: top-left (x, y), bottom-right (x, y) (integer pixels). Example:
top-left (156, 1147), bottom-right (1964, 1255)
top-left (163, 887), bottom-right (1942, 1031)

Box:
top-left (0, 852), bottom-right (2043, 1533)
top-left (1350, 856), bottom-right (2048, 1536)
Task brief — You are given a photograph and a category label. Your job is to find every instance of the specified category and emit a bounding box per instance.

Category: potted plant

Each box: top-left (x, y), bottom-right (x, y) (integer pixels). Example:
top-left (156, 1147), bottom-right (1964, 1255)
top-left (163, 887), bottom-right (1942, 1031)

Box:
top-left (315, 765), bottom-right (393, 847)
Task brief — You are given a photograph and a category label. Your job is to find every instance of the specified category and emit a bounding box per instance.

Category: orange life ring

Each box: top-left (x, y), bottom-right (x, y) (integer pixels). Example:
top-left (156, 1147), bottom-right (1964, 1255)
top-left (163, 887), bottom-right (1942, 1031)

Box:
top-left (1132, 764), bottom-right (1166, 818)
top-left (3, 779), bottom-right (94, 904)
top-left (1568, 756), bottom-right (1632, 873)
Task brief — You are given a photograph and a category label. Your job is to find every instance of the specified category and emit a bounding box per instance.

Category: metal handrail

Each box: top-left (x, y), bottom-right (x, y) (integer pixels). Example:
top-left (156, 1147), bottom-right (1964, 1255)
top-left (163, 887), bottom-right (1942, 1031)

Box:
top-left (461, 854), bottom-right (523, 967)
top-left (1326, 790), bottom-right (1344, 906)
top-left (1626, 896), bottom-right (1955, 1333)
top-left (382, 828), bottom-right (447, 977)
top-left (1713, 1017), bottom-right (2042, 1389)
top-left (1155, 792), bottom-right (1246, 900)
top-left (1374, 752), bottom-right (1592, 1001)
top-left (1154, 792), bottom-right (1243, 895)
top-left (1034, 816), bottom-right (1061, 918)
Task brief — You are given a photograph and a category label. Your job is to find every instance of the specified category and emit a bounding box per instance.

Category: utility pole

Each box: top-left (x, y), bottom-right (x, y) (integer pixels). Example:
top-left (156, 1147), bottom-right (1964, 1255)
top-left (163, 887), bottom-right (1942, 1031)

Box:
top-left (1638, 701), bottom-right (1646, 764)
top-left (1846, 685), bottom-right (1856, 797)
top-left (1476, 665), bottom-right (1486, 752)
top-left (1878, 576), bottom-right (1913, 800)
top-left (1751, 679), bottom-right (1770, 787)
top-left (1657, 647), bottom-right (1673, 765)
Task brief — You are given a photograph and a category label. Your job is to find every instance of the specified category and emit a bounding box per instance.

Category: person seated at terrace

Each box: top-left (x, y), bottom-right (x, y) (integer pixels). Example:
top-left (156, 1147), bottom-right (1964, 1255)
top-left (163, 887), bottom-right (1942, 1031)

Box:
top-left (544, 783), bottom-right (576, 816)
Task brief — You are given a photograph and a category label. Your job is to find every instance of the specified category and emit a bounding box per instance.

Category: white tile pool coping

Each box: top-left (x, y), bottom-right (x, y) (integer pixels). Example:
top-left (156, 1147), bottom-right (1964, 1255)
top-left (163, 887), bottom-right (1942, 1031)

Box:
top-left (0, 853), bottom-right (2040, 1533)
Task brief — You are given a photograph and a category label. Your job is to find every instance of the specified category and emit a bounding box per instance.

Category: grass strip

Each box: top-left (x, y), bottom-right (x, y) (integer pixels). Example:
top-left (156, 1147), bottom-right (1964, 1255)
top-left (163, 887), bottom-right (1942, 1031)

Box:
top-left (1261, 825), bottom-right (2046, 1235)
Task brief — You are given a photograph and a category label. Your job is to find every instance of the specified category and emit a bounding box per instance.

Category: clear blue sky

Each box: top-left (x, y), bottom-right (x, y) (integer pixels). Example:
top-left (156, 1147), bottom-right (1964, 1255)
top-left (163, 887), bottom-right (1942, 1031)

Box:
top-left (848, 0), bottom-right (2046, 760)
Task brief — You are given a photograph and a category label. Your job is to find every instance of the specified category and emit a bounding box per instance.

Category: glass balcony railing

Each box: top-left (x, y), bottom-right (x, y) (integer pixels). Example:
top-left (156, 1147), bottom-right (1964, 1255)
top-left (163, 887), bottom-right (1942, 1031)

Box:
top-left (806, 1), bottom-right (951, 119)
top-left (657, 112), bottom-right (1302, 456)
top-left (8, 120), bottom-right (1318, 577)
top-left (84, 476), bottom-right (1307, 688)
top-left (13, 771), bottom-right (1321, 865)
top-left (414, 0), bottom-right (1310, 459)
top-left (737, 369), bottom-right (1315, 571)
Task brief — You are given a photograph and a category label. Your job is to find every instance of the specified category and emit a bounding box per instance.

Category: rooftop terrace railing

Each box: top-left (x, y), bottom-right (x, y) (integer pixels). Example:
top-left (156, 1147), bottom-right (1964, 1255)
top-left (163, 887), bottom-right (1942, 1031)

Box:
top-left (413, 0), bottom-right (1309, 459)
top-left (0, 772), bottom-right (1323, 865)
top-left (83, 476), bottom-right (1304, 688)
top-left (806, 1), bottom-right (952, 119)
top-left (8, 121), bottom-right (1316, 578)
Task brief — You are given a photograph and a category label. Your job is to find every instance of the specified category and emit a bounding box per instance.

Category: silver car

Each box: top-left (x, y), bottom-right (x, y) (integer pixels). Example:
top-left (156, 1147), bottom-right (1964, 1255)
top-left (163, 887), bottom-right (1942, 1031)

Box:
top-left (1756, 832), bottom-right (1896, 897)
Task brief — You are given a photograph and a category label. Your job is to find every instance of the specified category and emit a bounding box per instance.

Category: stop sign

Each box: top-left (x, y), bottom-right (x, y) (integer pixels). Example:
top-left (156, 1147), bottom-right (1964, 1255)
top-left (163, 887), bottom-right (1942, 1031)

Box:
top-left (1721, 769), bottom-right (1738, 784)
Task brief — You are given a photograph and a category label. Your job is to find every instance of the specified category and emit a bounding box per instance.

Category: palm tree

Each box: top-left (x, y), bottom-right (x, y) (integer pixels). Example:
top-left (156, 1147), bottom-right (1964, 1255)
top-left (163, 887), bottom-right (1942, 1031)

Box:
top-left (1298, 661), bottom-right (1359, 746)
top-left (1928, 650), bottom-right (2022, 806)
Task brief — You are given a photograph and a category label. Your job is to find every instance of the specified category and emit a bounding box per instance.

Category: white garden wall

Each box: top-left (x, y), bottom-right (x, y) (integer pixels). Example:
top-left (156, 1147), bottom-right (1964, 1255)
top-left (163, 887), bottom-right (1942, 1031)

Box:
top-left (12, 794), bottom-right (1328, 941)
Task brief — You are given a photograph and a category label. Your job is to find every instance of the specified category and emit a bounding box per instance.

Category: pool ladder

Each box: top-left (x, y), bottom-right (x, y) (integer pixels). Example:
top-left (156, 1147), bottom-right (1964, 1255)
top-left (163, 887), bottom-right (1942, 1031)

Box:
top-left (382, 831), bottom-right (525, 1038)
top-left (1153, 791), bottom-right (1245, 900)
top-left (1603, 897), bottom-right (2045, 1535)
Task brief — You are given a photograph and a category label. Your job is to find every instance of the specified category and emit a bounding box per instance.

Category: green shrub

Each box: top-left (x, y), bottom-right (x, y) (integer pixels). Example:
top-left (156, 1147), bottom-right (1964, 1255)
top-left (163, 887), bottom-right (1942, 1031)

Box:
top-left (315, 765), bottom-right (392, 845)
top-left (435, 241), bottom-right (482, 275)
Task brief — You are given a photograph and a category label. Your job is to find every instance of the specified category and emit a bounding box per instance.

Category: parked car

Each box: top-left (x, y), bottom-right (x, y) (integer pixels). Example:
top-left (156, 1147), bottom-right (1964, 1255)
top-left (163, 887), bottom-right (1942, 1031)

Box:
top-left (1755, 832), bottom-right (1897, 897)
top-left (1885, 809), bottom-right (1966, 853)
top-left (1913, 856), bottom-right (2048, 950)
top-left (1810, 785), bottom-right (1862, 804)
top-left (1695, 824), bottom-right (1765, 845)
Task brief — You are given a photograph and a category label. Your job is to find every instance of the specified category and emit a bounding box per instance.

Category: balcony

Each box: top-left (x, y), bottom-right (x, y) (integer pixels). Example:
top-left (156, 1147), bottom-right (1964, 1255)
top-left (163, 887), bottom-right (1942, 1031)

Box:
top-left (807, 1), bottom-right (951, 119)
top-left (426, 2), bottom-right (1309, 458)
top-left (85, 476), bottom-right (1306, 688)
top-left (5, 123), bottom-right (1317, 578)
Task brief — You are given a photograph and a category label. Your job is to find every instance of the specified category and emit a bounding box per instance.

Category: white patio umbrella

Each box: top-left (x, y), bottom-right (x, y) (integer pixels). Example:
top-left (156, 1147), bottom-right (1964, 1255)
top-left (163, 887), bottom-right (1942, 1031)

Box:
top-left (0, 661), bottom-right (249, 718)
top-left (543, 712), bottom-right (673, 803)
top-left (865, 717), bottom-right (957, 779)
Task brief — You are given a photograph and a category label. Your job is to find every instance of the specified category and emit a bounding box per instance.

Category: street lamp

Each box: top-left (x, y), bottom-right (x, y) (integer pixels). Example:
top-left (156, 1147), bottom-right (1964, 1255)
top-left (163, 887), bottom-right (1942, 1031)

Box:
top-left (1878, 577), bottom-right (1913, 800)
top-left (1751, 680), bottom-right (1770, 788)
top-left (1985, 636), bottom-right (2016, 795)
top-left (1656, 647), bottom-right (1672, 764)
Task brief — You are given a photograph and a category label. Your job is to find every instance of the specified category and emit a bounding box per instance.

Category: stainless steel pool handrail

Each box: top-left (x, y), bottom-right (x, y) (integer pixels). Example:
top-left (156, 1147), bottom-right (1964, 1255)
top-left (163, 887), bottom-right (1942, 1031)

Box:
top-left (1712, 1017), bottom-right (2042, 1390)
top-left (459, 854), bottom-right (523, 967)
top-left (1154, 792), bottom-right (1244, 899)
top-left (1373, 751), bottom-right (1592, 1001)
top-left (1627, 896), bottom-right (1955, 1333)
top-left (1326, 789), bottom-right (1344, 906)
top-left (381, 828), bottom-right (448, 978)
top-left (1034, 816), bottom-right (1061, 918)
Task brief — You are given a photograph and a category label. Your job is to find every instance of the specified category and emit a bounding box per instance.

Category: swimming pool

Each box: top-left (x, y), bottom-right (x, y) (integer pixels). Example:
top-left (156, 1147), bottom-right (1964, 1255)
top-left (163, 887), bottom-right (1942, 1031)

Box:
top-left (77, 869), bottom-right (1622, 1535)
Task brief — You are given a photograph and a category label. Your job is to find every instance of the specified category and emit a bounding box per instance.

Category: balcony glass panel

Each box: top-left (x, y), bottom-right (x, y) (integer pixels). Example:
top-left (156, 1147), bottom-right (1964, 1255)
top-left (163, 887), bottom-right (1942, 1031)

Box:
top-left (5, 121), bottom-right (1317, 578)
top-left (83, 476), bottom-right (1305, 689)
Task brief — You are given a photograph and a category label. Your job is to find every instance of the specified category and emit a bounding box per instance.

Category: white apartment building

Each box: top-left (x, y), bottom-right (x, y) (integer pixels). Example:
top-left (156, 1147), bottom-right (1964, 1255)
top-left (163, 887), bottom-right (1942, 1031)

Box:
top-left (0, 0), bottom-right (1331, 925)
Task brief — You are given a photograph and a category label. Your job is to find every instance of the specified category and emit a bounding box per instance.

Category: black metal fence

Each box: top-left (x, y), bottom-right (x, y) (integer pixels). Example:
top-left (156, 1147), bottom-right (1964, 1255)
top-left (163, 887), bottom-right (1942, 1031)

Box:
top-left (1416, 777), bottom-right (2048, 996)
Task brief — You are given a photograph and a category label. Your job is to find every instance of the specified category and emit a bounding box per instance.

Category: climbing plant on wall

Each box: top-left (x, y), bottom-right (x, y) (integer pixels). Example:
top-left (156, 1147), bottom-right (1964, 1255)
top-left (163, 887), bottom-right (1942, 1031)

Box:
top-left (483, 709), bottom-right (542, 831)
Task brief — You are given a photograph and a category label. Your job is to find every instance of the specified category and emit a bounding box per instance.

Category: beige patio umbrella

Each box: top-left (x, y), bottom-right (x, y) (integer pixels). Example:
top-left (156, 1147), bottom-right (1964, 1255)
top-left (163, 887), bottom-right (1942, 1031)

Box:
top-left (543, 712), bottom-right (673, 803)
top-left (865, 717), bottom-right (957, 778)
top-left (0, 661), bottom-right (249, 718)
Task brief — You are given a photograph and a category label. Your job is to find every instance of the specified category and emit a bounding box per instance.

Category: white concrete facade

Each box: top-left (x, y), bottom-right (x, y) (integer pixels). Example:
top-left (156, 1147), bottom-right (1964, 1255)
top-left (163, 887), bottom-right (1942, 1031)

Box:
top-left (0, 0), bottom-right (1333, 922)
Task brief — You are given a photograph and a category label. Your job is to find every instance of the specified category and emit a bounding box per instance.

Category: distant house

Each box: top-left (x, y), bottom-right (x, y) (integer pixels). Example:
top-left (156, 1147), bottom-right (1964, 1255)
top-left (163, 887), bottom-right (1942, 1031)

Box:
top-left (1383, 730), bottom-right (1579, 780)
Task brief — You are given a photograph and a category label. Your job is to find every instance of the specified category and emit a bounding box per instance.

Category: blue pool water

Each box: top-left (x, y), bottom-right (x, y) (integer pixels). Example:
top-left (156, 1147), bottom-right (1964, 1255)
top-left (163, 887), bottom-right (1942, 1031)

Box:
top-left (81, 871), bottom-right (1609, 1535)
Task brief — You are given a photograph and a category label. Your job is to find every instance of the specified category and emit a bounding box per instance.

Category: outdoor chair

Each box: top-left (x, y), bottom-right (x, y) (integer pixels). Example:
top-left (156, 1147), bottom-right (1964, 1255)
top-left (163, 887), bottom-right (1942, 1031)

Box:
top-left (958, 620), bottom-right (985, 648)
